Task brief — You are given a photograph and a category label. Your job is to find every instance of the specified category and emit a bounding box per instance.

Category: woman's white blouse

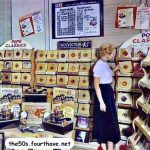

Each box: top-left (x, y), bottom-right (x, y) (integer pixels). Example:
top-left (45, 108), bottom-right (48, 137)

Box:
top-left (93, 59), bottom-right (113, 84)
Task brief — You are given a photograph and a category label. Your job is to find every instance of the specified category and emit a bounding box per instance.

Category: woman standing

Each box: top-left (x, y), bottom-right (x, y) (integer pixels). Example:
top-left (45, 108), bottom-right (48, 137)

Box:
top-left (93, 43), bottom-right (121, 150)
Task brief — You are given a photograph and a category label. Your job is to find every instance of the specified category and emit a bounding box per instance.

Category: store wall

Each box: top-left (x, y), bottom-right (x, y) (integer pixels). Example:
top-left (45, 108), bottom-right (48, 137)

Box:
top-left (11, 0), bottom-right (150, 50)
top-left (0, 0), bottom-right (12, 46)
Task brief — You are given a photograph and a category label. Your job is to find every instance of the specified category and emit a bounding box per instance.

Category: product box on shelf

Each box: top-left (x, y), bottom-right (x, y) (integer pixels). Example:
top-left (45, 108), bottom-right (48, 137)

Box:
top-left (43, 121), bottom-right (73, 135)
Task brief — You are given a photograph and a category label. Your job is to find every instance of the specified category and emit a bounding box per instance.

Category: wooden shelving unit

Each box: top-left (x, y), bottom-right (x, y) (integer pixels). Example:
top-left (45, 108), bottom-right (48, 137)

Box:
top-left (128, 54), bottom-right (150, 149)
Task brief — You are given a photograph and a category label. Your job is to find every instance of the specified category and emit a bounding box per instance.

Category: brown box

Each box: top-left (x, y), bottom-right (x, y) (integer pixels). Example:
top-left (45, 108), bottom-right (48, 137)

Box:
top-left (43, 121), bottom-right (73, 135)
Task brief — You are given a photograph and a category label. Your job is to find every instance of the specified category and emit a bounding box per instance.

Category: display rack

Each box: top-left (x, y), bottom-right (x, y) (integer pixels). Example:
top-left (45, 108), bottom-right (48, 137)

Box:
top-left (128, 52), bottom-right (150, 149)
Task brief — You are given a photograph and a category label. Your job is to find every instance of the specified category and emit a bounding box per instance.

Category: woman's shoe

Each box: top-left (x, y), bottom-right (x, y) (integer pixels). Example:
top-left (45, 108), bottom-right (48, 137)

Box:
top-left (97, 145), bottom-right (103, 150)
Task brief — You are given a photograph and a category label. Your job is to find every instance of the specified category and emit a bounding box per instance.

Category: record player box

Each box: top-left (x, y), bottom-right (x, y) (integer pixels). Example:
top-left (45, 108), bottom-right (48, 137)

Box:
top-left (43, 121), bottom-right (73, 135)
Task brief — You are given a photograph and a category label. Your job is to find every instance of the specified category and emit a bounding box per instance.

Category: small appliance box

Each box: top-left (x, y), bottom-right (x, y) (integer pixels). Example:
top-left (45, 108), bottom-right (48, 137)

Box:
top-left (43, 121), bottom-right (73, 135)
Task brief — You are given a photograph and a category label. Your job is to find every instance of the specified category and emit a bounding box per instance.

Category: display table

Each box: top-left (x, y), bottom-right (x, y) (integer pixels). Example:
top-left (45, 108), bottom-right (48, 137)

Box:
top-left (1, 127), bottom-right (73, 138)
top-left (0, 127), bottom-right (73, 150)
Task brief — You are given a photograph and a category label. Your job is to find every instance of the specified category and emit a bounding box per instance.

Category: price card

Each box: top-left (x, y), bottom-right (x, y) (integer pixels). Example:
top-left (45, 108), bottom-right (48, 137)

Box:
top-left (22, 102), bottom-right (50, 124)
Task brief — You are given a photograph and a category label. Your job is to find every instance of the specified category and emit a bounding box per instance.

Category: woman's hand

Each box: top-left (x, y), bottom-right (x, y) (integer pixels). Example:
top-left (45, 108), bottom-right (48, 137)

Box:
top-left (100, 101), bottom-right (106, 112)
top-left (113, 65), bottom-right (119, 72)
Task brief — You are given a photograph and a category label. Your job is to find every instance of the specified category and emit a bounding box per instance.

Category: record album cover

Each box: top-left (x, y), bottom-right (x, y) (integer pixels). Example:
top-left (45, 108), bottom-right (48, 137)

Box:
top-left (79, 63), bottom-right (91, 75)
top-left (45, 75), bottom-right (57, 86)
top-left (22, 49), bottom-right (32, 60)
top-left (35, 75), bottom-right (46, 86)
top-left (3, 61), bottom-right (12, 71)
top-left (46, 63), bottom-right (58, 74)
top-left (0, 61), bottom-right (4, 71)
top-left (68, 50), bottom-right (79, 61)
top-left (118, 108), bottom-right (132, 124)
top-left (119, 48), bottom-right (131, 59)
top-left (12, 61), bottom-right (22, 71)
top-left (2, 72), bottom-right (11, 84)
top-left (75, 130), bottom-right (89, 143)
top-left (13, 50), bottom-right (23, 59)
top-left (36, 63), bottom-right (47, 74)
top-left (92, 49), bottom-right (99, 61)
top-left (132, 48), bottom-right (148, 60)
top-left (119, 61), bottom-right (132, 75)
top-left (76, 116), bottom-right (90, 129)
top-left (47, 88), bottom-right (53, 99)
top-left (80, 50), bottom-right (92, 61)
top-left (119, 124), bottom-right (132, 140)
top-left (0, 50), bottom-right (5, 60)
top-left (133, 78), bottom-right (140, 89)
top-left (57, 50), bottom-right (68, 61)
top-left (78, 103), bottom-right (90, 116)
top-left (78, 90), bottom-right (90, 103)
top-left (57, 63), bottom-right (68, 73)
top-left (22, 61), bottom-right (32, 72)
top-left (79, 76), bottom-right (90, 88)
top-left (67, 76), bottom-right (79, 88)
top-left (133, 62), bottom-right (144, 76)
top-left (21, 73), bottom-right (31, 84)
top-left (36, 50), bottom-right (47, 61)
top-left (11, 73), bottom-right (21, 84)
top-left (117, 92), bottom-right (132, 105)
top-left (47, 50), bottom-right (58, 60)
top-left (52, 87), bottom-right (75, 119)
top-left (57, 75), bottom-right (68, 87)
top-left (4, 50), bottom-right (13, 60)
top-left (117, 77), bottom-right (132, 91)
top-left (68, 63), bottom-right (79, 73)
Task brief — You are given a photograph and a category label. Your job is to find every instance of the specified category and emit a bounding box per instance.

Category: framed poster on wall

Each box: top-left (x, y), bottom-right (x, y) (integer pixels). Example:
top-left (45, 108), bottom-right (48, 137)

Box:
top-left (52, 0), bottom-right (104, 39)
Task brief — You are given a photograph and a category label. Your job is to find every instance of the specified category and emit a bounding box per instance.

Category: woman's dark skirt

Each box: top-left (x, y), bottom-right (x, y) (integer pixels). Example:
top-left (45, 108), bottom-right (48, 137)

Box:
top-left (92, 84), bottom-right (121, 144)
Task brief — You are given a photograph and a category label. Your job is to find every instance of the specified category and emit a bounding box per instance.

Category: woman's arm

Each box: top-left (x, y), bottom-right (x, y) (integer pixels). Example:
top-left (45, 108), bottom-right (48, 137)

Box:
top-left (113, 65), bottom-right (119, 72)
top-left (94, 77), bottom-right (106, 112)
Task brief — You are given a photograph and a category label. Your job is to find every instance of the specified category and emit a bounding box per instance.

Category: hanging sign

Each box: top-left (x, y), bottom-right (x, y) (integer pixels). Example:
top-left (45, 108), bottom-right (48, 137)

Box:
top-left (119, 32), bottom-right (150, 60)
top-left (19, 11), bottom-right (44, 37)
top-left (115, 6), bottom-right (137, 28)
top-left (135, 6), bottom-right (150, 30)
top-left (57, 40), bottom-right (92, 50)
top-left (52, 0), bottom-right (104, 38)
top-left (0, 39), bottom-right (32, 50)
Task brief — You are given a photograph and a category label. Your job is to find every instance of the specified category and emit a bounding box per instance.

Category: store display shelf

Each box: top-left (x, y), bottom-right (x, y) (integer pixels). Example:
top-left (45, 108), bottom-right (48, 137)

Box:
top-left (139, 80), bottom-right (150, 89)
top-left (142, 60), bottom-right (150, 67)
top-left (137, 101), bottom-right (150, 114)
top-left (117, 89), bottom-right (132, 92)
top-left (135, 119), bottom-right (150, 141)
top-left (131, 58), bottom-right (143, 61)
top-left (0, 118), bottom-right (19, 123)
top-left (118, 122), bottom-right (132, 125)
top-left (74, 127), bottom-right (91, 131)
top-left (77, 101), bottom-right (93, 104)
top-left (117, 104), bottom-right (137, 110)
top-left (132, 74), bottom-right (144, 78)
top-left (128, 137), bottom-right (140, 150)
top-left (75, 141), bottom-right (98, 150)
top-left (131, 89), bottom-right (142, 93)
top-left (117, 58), bottom-right (131, 61)
top-left (117, 74), bottom-right (132, 77)
top-left (75, 113), bottom-right (92, 117)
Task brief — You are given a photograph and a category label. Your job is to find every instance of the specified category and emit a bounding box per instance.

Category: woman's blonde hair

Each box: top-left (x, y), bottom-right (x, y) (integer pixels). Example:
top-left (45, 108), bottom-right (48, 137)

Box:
top-left (99, 43), bottom-right (116, 57)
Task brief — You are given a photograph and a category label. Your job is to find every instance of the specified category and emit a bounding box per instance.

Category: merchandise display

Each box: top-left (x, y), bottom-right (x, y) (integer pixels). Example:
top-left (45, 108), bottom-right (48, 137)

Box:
top-left (0, 31), bottom-right (150, 149)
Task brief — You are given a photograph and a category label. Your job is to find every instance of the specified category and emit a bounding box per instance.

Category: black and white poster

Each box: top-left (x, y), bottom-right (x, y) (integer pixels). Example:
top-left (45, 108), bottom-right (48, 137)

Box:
top-left (52, 0), bottom-right (104, 39)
